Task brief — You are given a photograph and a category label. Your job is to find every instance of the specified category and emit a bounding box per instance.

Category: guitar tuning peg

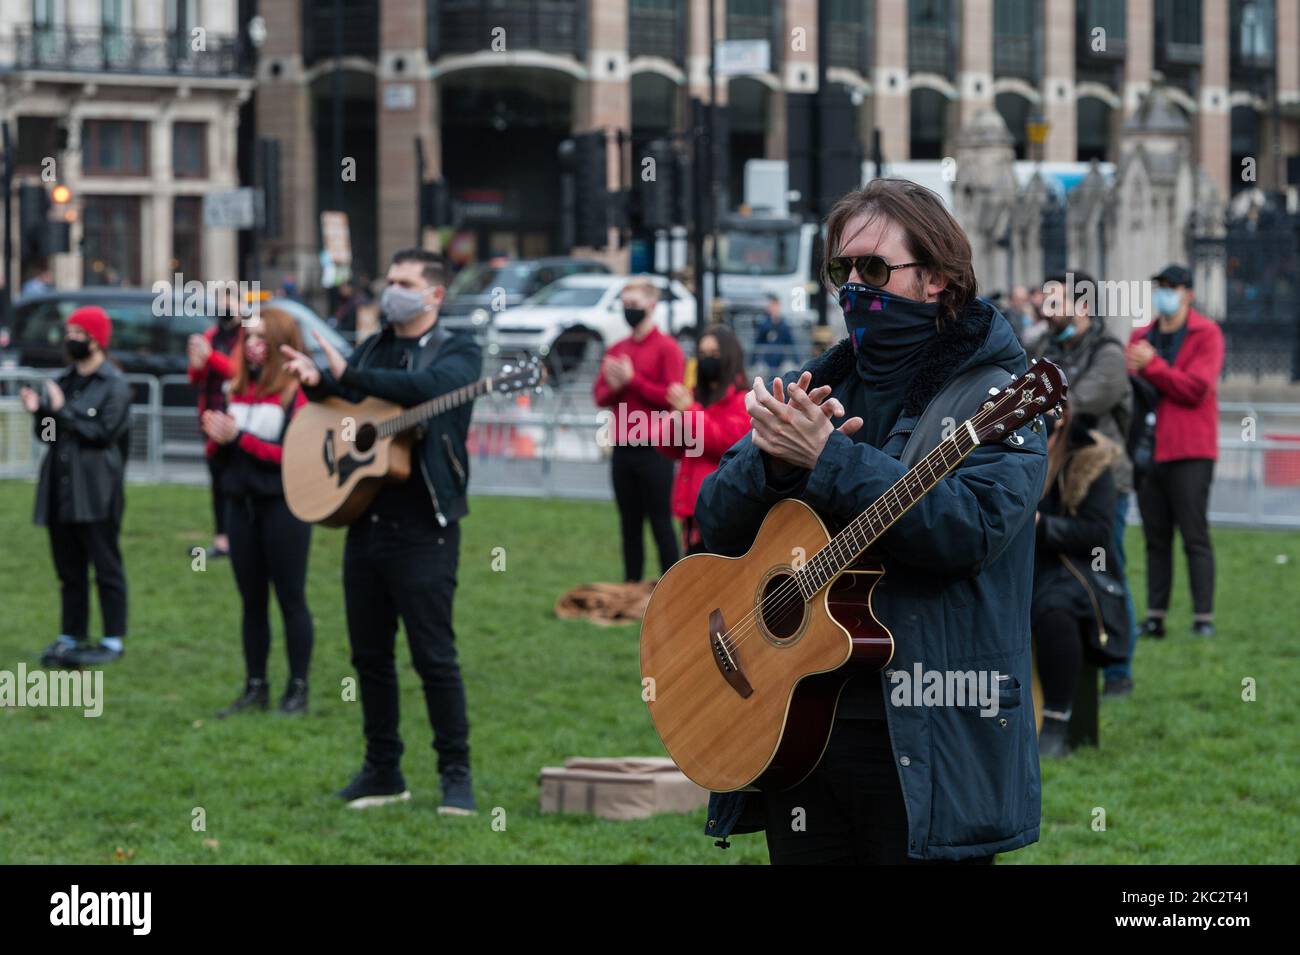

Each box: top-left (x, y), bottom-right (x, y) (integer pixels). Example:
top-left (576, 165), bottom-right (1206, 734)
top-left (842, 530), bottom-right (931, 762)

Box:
top-left (1031, 357), bottom-right (1039, 365)
top-left (987, 387), bottom-right (1000, 396)
top-left (1031, 417), bottom-right (1043, 432)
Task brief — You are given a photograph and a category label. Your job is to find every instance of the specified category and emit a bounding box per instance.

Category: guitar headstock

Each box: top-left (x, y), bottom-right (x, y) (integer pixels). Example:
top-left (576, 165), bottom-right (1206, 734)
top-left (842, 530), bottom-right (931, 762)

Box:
top-left (492, 355), bottom-right (545, 395)
top-left (970, 358), bottom-right (1068, 445)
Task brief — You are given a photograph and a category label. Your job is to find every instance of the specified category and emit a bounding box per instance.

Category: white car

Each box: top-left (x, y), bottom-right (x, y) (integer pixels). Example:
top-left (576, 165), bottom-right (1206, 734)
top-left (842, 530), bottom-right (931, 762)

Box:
top-left (486, 274), bottom-right (698, 373)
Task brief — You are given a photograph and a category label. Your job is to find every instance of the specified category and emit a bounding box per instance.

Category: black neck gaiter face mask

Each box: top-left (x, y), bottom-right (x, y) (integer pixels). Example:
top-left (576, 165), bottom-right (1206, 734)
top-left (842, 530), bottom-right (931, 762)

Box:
top-left (838, 281), bottom-right (938, 382)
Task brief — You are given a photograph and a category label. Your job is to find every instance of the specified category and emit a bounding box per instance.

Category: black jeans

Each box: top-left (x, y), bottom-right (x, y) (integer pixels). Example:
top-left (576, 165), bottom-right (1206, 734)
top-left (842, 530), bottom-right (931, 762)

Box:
top-left (343, 515), bottom-right (469, 774)
top-left (763, 718), bottom-right (995, 865)
top-left (1137, 458), bottom-right (1215, 620)
top-left (48, 519), bottom-right (127, 639)
top-left (610, 445), bottom-right (678, 581)
top-left (207, 454), bottom-right (229, 537)
top-left (1032, 607), bottom-right (1085, 713)
top-left (226, 495), bottom-right (314, 682)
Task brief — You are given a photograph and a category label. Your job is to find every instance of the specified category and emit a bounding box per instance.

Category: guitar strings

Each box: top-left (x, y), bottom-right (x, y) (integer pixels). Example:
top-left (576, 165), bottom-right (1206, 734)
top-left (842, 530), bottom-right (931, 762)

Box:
top-left (713, 388), bottom-right (1040, 658)
top-left (717, 391), bottom-right (1033, 655)
top-left (717, 429), bottom-right (972, 658)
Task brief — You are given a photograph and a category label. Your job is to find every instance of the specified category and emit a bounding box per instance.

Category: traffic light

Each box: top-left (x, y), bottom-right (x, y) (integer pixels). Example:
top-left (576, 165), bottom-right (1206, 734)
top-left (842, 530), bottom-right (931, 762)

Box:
top-left (420, 178), bottom-right (451, 230)
top-left (18, 183), bottom-right (50, 260)
top-left (558, 130), bottom-right (609, 249)
top-left (637, 139), bottom-right (677, 232)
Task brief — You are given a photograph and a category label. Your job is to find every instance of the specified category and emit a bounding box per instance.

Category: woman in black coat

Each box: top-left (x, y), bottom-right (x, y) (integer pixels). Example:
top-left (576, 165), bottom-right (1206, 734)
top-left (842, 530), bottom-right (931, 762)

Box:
top-left (1033, 410), bottom-right (1126, 757)
top-left (20, 306), bottom-right (131, 669)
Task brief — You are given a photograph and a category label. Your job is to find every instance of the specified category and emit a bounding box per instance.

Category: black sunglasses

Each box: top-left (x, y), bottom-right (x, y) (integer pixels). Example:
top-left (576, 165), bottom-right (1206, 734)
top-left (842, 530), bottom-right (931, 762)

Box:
top-left (827, 255), bottom-right (922, 289)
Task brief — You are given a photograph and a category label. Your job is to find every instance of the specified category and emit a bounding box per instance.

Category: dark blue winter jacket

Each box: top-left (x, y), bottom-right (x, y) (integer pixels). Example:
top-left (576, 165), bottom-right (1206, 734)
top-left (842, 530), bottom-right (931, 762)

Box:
top-left (694, 298), bottom-right (1047, 861)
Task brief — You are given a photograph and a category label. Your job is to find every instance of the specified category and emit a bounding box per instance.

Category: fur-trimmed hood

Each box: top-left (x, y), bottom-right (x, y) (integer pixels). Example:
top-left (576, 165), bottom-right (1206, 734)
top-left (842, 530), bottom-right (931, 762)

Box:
top-left (803, 297), bottom-right (1023, 417)
top-left (1059, 430), bottom-right (1122, 514)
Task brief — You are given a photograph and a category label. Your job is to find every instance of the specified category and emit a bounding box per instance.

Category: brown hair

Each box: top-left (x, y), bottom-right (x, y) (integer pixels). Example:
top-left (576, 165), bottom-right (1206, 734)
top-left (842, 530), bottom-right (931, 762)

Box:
top-left (821, 178), bottom-right (977, 328)
top-left (231, 306), bottom-right (305, 403)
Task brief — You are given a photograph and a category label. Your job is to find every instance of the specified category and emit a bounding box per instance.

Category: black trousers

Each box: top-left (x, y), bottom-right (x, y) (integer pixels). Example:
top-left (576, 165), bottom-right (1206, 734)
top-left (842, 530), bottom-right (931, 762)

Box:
top-left (207, 454), bottom-right (229, 537)
top-left (48, 519), bottom-right (127, 639)
top-left (610, 445), bottom-right (679, 581)
top-left (225, 496), bottom-right (314, 682)
top-left (1137, 458), bottom-right (1215, 619)
top-left (763, 718), bottom-right (995, 865)
top-left (343, 515), bottom-right (469, 774)
top-left (1032, 608), bottom-right (1085, 713)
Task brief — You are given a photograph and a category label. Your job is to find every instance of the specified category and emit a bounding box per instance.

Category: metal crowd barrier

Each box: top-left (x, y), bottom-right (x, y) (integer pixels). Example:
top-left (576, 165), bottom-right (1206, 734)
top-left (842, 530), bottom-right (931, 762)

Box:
top-left (2, 368), bottom-right (1299, 527)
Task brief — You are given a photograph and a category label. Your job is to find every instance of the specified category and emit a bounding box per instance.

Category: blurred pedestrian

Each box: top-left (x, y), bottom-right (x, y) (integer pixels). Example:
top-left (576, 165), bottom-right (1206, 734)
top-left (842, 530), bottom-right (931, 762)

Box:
top-left (1039, 271), bottom-right (1138, 696)
top-left (1126, 265), bottom-right (1224, 638)
top-left (1032, 408), bottom-right (1128, 757)
top-left (20, 306), bottom-right (130, 668)
top-left (204, 307), bottom-right (315, 717)
top-left (753, 292), bottom-right (797, 374)
top-left (657, 325), bottom-right (751, 554)
top-left (187, 286), bottom-right (243, 559)
top-left (593, 278), bottom-right (685, 581)
top-left (20, 264), bottom-right (53, 298)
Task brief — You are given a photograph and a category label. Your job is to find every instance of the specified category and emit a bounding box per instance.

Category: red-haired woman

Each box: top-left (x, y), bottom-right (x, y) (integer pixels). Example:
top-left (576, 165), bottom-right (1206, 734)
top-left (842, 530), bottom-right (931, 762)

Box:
top-left (202, 307), bottom-right (315, 717)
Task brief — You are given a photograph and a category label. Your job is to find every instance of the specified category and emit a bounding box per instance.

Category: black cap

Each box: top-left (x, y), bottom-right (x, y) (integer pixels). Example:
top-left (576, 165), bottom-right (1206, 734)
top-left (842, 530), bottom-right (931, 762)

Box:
top-left (1152, 264), bottom-right (1193, 288)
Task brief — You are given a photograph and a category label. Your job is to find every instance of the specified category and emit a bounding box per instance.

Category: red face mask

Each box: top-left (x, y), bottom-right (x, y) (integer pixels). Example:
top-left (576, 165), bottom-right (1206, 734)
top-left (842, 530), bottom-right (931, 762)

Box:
top-left (244, 336), bottom-right (268, 367)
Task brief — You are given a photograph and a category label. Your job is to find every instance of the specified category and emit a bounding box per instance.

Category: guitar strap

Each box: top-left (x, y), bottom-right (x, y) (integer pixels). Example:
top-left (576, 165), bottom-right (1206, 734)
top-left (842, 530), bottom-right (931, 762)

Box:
top-left (898, 363), bottom-right (1016, 468)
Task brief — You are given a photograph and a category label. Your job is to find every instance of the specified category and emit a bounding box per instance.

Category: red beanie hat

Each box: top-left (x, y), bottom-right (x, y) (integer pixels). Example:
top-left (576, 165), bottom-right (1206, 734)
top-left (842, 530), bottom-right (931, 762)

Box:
top-left (67, 306), bottom-right (112, 349)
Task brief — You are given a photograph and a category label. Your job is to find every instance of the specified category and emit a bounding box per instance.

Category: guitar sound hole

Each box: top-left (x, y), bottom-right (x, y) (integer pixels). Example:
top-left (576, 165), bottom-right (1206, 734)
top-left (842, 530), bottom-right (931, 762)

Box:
top-left (354, 423), bottom-right (377, 453)
top-left (760, 573), bottom-right (804, 641)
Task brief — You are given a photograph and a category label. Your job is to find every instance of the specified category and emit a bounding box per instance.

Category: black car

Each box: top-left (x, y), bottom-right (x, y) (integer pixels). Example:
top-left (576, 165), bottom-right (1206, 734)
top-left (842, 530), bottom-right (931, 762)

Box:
top-left (439, 257), bottom-right (611, 335)
top-left (1, 288), bottom-right (351, 405)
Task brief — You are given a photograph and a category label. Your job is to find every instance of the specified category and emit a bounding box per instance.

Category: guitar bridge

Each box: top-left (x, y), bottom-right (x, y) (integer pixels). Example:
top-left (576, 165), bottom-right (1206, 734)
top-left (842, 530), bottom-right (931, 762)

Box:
top-left (710, 608), bottom-right (753, 699)
top-left (322, 429), bottom-right (336, 477)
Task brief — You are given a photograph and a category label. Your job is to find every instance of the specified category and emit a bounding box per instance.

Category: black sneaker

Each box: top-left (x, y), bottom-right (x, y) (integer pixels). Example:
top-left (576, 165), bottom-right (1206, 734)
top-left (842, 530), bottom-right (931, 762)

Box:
top-left (65, 640), bottom-right (123, 666)
top-left (217, 678), bottom-right (269, 718)
top-left (1103, 676), bottom-right (1133, 698)
top-left (278, 678), bottom-right (308, 715)
top-left (1139, 617), bottom-right (1166, 639)
top-left (337, 763), bottom-right (410, 809)
top-left (1038, 715), bottom-right (1071, 759)
top-left (1191, 621), bottom-right (1216, 638)
top-left (437, 765), bottom-right (477, 816)
top-left (39, 639), bottom-right (80, 669)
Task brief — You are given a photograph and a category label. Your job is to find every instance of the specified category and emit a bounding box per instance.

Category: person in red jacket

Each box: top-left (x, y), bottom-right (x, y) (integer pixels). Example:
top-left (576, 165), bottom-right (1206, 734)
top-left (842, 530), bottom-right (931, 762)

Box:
top-left (593, 278), bottom-right (686, 581)
top-left (202, 306), bottom-right (315, 716)
top-left (187, 286), bottom-right (244, 558)
top-left (656, 325), bottom-right (751, 554)
top-left (1126, 264), bottom-right (1225, 638)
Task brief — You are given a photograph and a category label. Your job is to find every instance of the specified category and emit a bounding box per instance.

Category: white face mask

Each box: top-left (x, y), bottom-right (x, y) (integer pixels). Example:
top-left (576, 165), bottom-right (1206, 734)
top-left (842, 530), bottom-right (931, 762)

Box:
top-left (380, 285), bottom-right (431, 324)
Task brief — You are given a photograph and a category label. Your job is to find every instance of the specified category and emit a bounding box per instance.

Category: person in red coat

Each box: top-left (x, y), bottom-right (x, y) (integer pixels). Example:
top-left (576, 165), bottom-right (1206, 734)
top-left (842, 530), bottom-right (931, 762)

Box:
top-left (656, 325), bottom-right (751, 554)
top-left (187, 286), bottom-right (244, 558)
top-left (593, 278), bottom-right (686, 580)
top-left (1126, 264), bottom-right (1225, 638)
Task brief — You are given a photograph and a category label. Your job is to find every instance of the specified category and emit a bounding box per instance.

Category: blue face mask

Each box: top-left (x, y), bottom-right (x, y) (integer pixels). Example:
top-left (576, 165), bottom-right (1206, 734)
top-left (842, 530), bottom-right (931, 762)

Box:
top-left (1054, 322), bottom-right (1077, 343)
top-left (1153, 287), bottom-right (1181, 316)
top-left (838, 281), bottom-right (938, 381)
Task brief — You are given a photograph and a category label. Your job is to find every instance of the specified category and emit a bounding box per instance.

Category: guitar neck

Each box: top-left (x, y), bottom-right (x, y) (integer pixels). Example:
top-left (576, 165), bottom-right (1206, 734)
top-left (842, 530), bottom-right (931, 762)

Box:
top-left (794, 421), bottom-right (982, 597)
top-left (375, 377), bottom-right (492, 439)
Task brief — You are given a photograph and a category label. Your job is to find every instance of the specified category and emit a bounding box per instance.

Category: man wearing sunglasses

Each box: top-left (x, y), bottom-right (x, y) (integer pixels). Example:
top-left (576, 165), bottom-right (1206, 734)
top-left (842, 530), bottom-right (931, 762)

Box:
top-left (695, 178), bottom-right (1047, 865)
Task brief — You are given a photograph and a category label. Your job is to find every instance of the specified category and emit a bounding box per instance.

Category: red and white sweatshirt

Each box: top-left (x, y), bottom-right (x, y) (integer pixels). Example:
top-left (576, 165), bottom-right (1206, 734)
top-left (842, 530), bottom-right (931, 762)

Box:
top-left (215, 386), bottom-right (306, 500)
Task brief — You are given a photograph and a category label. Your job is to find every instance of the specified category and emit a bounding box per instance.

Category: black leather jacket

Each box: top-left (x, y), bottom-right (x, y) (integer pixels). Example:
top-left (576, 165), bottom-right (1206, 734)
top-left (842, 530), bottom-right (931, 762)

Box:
top-left (303, 324), bottom-right (482, 526)
top-left (33, 360), bottom-right (131, 526)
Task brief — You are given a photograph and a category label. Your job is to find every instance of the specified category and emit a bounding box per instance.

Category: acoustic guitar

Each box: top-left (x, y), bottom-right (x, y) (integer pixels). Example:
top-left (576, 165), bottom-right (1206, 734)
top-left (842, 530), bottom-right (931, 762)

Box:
top-left (639, 359), bottom-right (1067, 793)
top-left (283, 356), bottom-right (543, 526)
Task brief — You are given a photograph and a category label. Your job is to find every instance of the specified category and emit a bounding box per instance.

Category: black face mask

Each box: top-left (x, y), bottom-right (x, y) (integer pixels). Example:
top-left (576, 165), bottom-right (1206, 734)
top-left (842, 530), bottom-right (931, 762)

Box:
top-left (623, 306), bottom-right (646, 327)
top-left (697, 356), bottom-right (722, 385)
top-left (64, 338), bottom-right (92, 361)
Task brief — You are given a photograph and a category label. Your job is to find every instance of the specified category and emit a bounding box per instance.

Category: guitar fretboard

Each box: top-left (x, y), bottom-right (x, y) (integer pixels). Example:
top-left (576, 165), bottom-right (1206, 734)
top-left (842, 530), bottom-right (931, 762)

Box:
top-left (793, 423), bottom-right (981, 597)
top-left (375, 377), bottom-right (492, 439)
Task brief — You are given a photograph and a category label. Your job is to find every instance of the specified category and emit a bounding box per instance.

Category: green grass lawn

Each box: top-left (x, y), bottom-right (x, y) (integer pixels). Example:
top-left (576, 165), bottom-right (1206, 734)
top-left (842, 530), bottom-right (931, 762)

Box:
top-left (0, 480), bottom-right (1296, 864)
